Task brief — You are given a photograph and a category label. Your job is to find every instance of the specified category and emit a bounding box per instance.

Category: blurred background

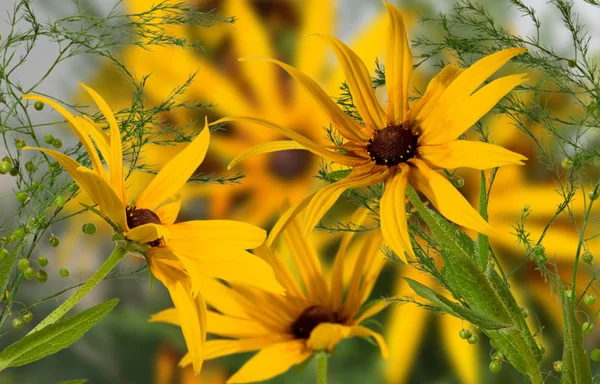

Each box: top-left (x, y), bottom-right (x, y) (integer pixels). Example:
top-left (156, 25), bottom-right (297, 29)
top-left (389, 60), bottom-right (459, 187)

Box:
top-left (1, 0), bottom-right (600, 383)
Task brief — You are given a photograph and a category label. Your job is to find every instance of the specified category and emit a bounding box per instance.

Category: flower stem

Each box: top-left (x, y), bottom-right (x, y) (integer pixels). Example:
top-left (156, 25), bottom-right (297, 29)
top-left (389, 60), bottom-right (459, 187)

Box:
top-left (27, 245), bottom-right (127, 335)
top-left (316, 352), bottom-right (328, 384)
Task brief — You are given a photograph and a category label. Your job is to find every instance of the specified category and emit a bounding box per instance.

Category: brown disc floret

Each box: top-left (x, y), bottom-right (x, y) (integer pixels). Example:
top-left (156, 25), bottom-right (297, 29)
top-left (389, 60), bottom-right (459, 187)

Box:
top-left (367, 124), bottom-right (418, 166)
top-left (126, 207), bottom-right (162, 247)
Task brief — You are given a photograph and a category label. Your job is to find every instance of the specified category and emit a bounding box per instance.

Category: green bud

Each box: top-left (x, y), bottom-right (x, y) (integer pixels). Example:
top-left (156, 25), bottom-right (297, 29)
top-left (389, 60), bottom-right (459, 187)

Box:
top-left (12, 228), bottom-right (25, 239)
top-left (33, 101), bottom-right (44, 111)
top-left (16, 191), bottom-right (28, 204)
top-left (24, 161), bottom-right (35, 173)
top-left (459, 329), bottom-right (471, 339)
top-left (82, 223), bottom-right (97, 235)
top-left (0, 160), bottom-right (12, 174)
top-left (15, 138), bottom-right (26, 150)
top-left (489, 361), bottom-right (502, 373)
top-left (49, 162), bottom-right (61, 172)
top-left (583, 251), bottom-right (594, 264)
top-left (538, 344), bottom-right (546, 355)
top-left (568, 59), bottom-right (577, 68)
top-left (522, 307), bottom-right (529, 318)
top-left (23, 267), bottom-right (35, 280)
top-left (0, 248), bottom-right (8, 260)
top-left (562, 158), bottom-right (573, 169)
top-left (1, 290), bottom-right (10, 301)
top-left (36, 270), bottom-right (48, 283)
top-left (492, 351), bottom-right (504, 362)
top-left (591, 348), bottom-right (600, 361)
top-left (44, 134), bottom-right (54, 144)
top-left (537, 253), bottom-right (548, 264)
top-left (54, 195), bottom-right (66, 207)
top-left (584, 294), bottom-right (597, 306)
top-left (22, 311), bottom-right (32, 323)
top-left (553, 361), bottom-right (563, 372)
top-left (9, 166), bottom-right (18, 176)
top-left (59, 268), bottom-right (69, 278)
top-left (454, 176), bottom-right (465, 188)
top-left (17, 258), bottom-right (29, 271)
top-left (52, 138), bottom-right (63, 149)
top-left (583, 322), bottom-right (595, 334)
top-left (566, 289), bottom-right (574, 300)
top-left (533, 244), bottom-right (545, 256)
top-left (12, 317), bottom-right (23, 329)
top-left (49, 235), bottom-right (59, 248)
top-left (467, 334), bottom-right (479, 345)
top-left (589, 189), bottom-right (600, 201)
top-left (37, 256), bottom-right (48, 267)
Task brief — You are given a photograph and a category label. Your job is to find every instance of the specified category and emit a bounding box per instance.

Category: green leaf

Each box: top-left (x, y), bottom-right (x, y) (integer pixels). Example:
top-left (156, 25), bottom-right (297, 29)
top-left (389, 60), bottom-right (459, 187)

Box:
top-left (57, 380), bottom-right (88, 384)
top-left (559, 286), bottom-right (592, 384)
top-left (405, 278), bottom-right (511, 330)
top-left (0, 247), bottom-right (19, 294)
top-left (0, 299), bottom-right (119, 371)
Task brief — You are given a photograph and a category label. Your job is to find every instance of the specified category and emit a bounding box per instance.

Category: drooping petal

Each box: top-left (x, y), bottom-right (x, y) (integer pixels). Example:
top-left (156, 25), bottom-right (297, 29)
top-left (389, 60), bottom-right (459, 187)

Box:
top-left (155, 193), bottom-right (181, 225)
top-left (136, 122), bottom-right (210, 211)
top-left (379, 165), bottom-right (414, 262)
top-left (213, 116), bottom-right (363, 166)
top-left (235, 59), bottom-right (368, 142)
top-left (307, 323), bottom-right (352, 351)
top-left (418, 140), bottom-right (527, 170)
top-left (303, 168), bottom-right (388, 236)
top-left (78, 83), bottom-right (127, 203)
top-left (408, 158), bottom-right (492, 235)
top-left (383, 2), bottom-right (412, 124)
top-left (167, 220), bottom-right (266, 250)
top-left (349, 325), bottom-right (389, 358)
top-left (228, 141), bottom-right (306, 170)
top-left (315, 34), bottom-right (386, 129)
top-left (126, 223), bottom-right (170, 245)
top-left (227, 340), bottom-right (311, 384)
top-left (266, 193), bottom-right (316, 248)
top-left (422, 74), bottom-right (528, 145)
top-left (202, 338), bottom-right (284, 361)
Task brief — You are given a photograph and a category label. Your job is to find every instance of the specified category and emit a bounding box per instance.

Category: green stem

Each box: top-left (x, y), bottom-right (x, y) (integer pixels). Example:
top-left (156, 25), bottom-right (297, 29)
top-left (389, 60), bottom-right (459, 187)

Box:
top-left (27, 245), bottom-right (127, 335)
top-left (477, 170), bottom-right (490, 271)
top-left (316, 352), bottom-right (328, 384)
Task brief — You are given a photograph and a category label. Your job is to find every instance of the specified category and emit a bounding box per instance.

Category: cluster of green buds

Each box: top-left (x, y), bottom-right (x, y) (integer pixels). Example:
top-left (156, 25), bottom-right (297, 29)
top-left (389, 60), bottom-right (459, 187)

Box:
top-left (458, 325), bottom-right (480, 345)
top-left (489, 351), bottom-right (504, 373)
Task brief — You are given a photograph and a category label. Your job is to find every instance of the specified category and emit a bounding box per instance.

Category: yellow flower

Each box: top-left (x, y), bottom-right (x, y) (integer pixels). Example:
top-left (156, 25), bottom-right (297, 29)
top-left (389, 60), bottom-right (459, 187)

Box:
top-left (152, 210), bottom-right (389, 383)
top-left (218, 2), bottom-right (528, 261)
top-left (154, 344), bottom-right (226, 384)
top-left (22, 84), bottom-right (284, 375)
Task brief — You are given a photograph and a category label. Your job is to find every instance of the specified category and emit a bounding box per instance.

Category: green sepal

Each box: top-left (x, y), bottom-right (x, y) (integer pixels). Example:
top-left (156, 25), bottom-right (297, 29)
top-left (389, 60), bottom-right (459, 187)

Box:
top-left (559, 285), bottom-right (592, 384)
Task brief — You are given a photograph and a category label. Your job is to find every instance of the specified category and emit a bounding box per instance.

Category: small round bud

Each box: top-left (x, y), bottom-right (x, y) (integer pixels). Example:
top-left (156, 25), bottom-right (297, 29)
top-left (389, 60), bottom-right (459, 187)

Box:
top-left (24, 161), bottom-right (35, 173)
top-left (583, 251), bottom-right (594, 264)
top-left (1, 291), bottom-right (10, 301)
top-left (48, 162), bottom-right (60, 173)
top-left (16, 191), bottom-right (28, 204)
top-left (454, 176), bottom-right (465, 188)
top-left (522, 308), bottom-right (529, 318)
top-left (591, 348), bottom-right (600, 361)
top-left (82, 223), bottom-right (97, 235)
top-left (492, 351), bottom-right (504, 362)
top-left (562, 158), bottom-right (573, 169)
top-left (15, 138), bottom-right (26, 150)
top-left (44, 134), bottom-right (54, 144)
top-left (0, 248), bottom-right (8, 260)
top-left (533, 244), bottom-right (545, 256)
top-left (589, 189), bottom-right (600, 201)
top-left (584, 294), bottom-right (597, 306)
top-left (22, 311), bottom-right (32, 323)
top-left (37, 256), bottom-right (48, 267)
top-left (459, 329), bottom-right (471, 339)
top-left (52, 138), bottom-right (63, 149)
top-left (467, 334), bottom-right (479, 345)
top-left (33, 101), bottom-right (44, 111)
top-left (12, 317), bottom-right (24, 329)
top-left (23, 267), bottom-right (35, 280)
top-left (489, 361), bottom-right (502, 373)
top-left (36, 270), bottom-right (48, 283)
top-left (59, 268), bottom-right (69, 278)
top-left (537, 254), bottom-right (548, 264)
top-left (583, 322), bottom-right (595, 334)
top-left (566, 290), bottom-right (574, 300)
top-left (568, 59), bottom-right (577, 68)
top-left (54, 195), bottom-right (66, 207)
top-left (0, 160), bottom-right (12, 174)
top-left (49, 235), bottom-right (59, 248)
top-left (17, 258), bottom-right (29, 271)
top-left (553, 361), bottom-right (563, 372)
top-left (538, 344), bottom-right (546, 355)
top-left (12, 228), bottom-right (25, 239)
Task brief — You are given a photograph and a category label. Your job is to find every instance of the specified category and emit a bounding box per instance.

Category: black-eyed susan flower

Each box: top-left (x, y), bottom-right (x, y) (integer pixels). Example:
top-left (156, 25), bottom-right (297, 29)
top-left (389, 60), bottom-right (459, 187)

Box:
top-left (151, 210), bottom-right (389, 383)
top-left (219, 2), bottom-right (528, 262)
top-left (22, 84), bottom-right (284, 374)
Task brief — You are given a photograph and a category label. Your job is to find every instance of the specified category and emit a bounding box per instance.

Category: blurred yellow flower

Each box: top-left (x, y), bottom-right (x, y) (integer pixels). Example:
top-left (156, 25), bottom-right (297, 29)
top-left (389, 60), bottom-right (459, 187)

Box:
top-left (154, 344), bottom-right (226, 384)
top-left (219, 2), bottom-right (527, 262)
top-left (152, 210), bottom-right (389, 383)
top-left (22, 85), bottom-right (284, 374)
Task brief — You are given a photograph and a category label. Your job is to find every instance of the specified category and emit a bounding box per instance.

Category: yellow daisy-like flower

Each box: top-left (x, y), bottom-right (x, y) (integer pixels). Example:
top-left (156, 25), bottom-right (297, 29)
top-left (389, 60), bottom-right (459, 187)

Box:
top-left (152, 210), bottom-right (389, 384)
top-left (22, 84), bottom-right (284, 374)
top-left (220, 2), bottom-right (528, 261)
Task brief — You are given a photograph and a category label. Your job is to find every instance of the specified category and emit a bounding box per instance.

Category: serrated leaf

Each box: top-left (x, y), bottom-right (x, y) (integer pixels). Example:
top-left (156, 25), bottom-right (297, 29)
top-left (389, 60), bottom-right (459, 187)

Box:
top-left (57, 380), bottom-right (88, 384)
top-left (405, 278), bottom-right (511, 330)
top-left (560, 286), bottom-right (592, 384)
top-left (0, 299), bottom-right (119, 371)
top-left (0, 247), bottom-right (19, 294)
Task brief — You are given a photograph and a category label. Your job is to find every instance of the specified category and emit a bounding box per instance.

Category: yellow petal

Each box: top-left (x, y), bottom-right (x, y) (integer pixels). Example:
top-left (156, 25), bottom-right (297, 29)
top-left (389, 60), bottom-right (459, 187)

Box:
top-left (314, 34), bottom-right (386, 129)
top-left (295, 0), bottom-right (334, 80)
top-left (423, 74), bottom-right (528, 145)
top-left (78, 83), bottom-right (126, 203)
top-left (136, 122), bottom-right (210, 211)
top-left (418, 140), bottom-right (527, 170)
top-left (149, 307), bottom-right (178, 326)
top-left (197, 276), bottom-right (250, 319)
top-left (267, 193), bottom-right (317, 248)
top-left (213, 116), bottom-right (363, 166)
top-left (228, 140), bottom-right (306, 170)
top-left (167, 220), bottom-right (266, 249)
top-left (22, 95), bottom-right (106, 179)
top-left (155, 193), bottom-right (181, 225)
top-left (349, 325), bottom-right (389, 359)
top-left (440, 315), bottom-right (479, 384)
top-left (126, 223), bottom-right (169, 245)
top-left (354, 299), bottom-right (390, 325)
top-left (79, 116), bottom-right (111, 165)
top-left (238, 57), bottom-right (368, 142)
top-left (408, 158), bottom-right (492, 235)
top-left (203, 338), bottom-right (282, 361)
top-left (227, 340), bottom-right (311, 384)
top-left (206, 310), bottom-right (270, 338)
top-left (307, 323), bottom-right (352, 351)
top-left (303, 168), bottom-right (388, 236)
top-left (384, 2), bottom-right (412, 124)
top-left (380, 166), bottom-right (414, 262)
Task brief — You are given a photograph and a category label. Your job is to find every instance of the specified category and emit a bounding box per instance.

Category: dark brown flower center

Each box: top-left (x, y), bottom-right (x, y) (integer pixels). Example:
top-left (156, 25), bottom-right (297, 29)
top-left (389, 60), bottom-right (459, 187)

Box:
top-left (268, 149), bottom-right (312, 180)
top-left (367, 124), bottom-right (418, 166)
top-left (291, 305), bottom-right (338, 339)
top-left (126, 207), bottom-right (162, 247)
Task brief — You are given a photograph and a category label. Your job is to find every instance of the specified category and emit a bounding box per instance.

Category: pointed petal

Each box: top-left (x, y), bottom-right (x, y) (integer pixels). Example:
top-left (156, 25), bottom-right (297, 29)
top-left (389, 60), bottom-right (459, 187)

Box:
top-left (126, 223), bottom-right (169, 245)
top-left (384, 2), bottom-right (412, 123)
top-left (228, 140), bottom-right (306, 170)
top-left (136, 122), bottom-right (210, 210)
top-left (198, 276), bottom-right (250, 319)
top-left (206, 310), bottom-right (270, 338)
top-left (203, 338), bottom-right (282, 361)
top-left (267, 193), bottom-right (317, 248)
top-left (155, 193), bottom-right (181, 225)
top-left (214, 116), bottom-right (363, 166)
top-left (76, 116), bottom-right (110, 174)
top-left (354, 300), bottom-right (389, 325)
top-left (349, 326), bottom-right (389, 358)
top-left (440, 315), bottom-right (479, 384)
top-left (307, 323), bottom-right (352, 351)
top-left (418, 140), bottom-right (527, 170)
top-left (227, 340), bottom-right (311, 384)
top-left (380, 166), bottom-right (414, 262)
top-left (408, 158), bottom-right (492, 235)
top-left (236, 59), bottom-right (368, 142)
top-left (78, 83), bottom-right (126, 203)
top-left (167, 220), bottom-right (266, 249)
top-left (149, 308), bottom-right (178, 326)
top-left (315, 34), bottom-right (386, 129)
